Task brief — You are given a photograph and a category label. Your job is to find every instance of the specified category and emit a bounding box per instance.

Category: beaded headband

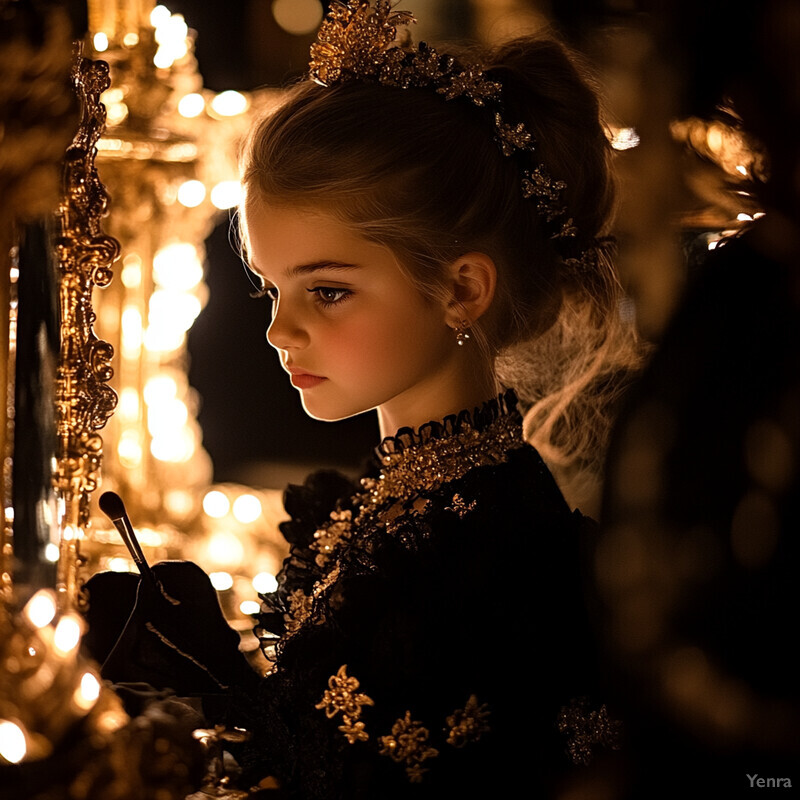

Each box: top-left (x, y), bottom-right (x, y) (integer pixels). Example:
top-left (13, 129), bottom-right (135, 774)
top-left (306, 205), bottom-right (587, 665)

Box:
top-left (308, 0), bottom-right (596, 266)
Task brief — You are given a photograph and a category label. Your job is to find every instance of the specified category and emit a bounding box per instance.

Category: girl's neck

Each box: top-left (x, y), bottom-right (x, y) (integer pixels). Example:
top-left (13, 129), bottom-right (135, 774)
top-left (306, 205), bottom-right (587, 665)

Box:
top-left (376, 354), bottom-right (499, 439)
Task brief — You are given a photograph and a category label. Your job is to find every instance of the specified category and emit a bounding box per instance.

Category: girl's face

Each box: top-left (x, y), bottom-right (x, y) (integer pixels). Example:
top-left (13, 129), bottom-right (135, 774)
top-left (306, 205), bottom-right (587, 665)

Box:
top-left (244, 201), bottom-right (459, 428)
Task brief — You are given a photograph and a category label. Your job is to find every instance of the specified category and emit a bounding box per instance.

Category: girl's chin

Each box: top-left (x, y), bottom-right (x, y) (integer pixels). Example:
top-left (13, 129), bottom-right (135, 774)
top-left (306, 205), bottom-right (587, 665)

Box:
top-left (300, 396), bottom-right (371, 423)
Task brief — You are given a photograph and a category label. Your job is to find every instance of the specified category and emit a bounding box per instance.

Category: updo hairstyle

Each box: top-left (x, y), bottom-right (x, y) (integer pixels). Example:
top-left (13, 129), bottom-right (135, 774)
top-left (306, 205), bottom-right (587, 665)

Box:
top-left (239, 33), bottom-right (642, 510)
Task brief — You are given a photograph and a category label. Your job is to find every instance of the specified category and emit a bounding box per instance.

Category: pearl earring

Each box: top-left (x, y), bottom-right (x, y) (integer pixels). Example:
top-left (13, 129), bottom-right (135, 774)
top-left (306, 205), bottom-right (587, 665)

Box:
top-left (454, 321), bottom-right (471, 346)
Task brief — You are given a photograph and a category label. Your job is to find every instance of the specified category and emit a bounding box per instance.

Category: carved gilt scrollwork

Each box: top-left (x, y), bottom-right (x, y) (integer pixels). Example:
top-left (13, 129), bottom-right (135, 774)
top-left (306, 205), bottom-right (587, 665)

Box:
top-left (54, 46), bottom-right (120, 605)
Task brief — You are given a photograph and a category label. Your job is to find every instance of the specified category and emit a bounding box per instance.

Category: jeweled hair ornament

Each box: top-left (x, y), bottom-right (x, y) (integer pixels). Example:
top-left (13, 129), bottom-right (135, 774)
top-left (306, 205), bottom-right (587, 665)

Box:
top-left (308, 0), bottom-right (603, 268)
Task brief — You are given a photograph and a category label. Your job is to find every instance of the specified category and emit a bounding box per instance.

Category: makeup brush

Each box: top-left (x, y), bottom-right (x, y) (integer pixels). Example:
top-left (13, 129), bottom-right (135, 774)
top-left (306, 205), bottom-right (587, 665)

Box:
top-left (98, 490), bottom-right (161, 592)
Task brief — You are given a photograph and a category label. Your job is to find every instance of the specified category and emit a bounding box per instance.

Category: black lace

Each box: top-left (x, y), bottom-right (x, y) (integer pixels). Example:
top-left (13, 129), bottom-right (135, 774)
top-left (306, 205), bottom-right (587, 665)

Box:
top-left (375, 388), bottom-right (520, 457)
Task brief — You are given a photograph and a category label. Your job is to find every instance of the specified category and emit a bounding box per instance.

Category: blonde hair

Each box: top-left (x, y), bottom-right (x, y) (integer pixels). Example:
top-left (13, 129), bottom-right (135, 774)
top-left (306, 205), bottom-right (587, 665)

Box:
top-left (239, 33), bottom-right (643, 511)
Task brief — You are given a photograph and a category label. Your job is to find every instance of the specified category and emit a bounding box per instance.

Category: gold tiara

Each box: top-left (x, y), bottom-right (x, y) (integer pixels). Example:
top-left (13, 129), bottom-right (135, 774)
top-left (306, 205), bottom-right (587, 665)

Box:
top-left (308, 0), bottom-right (580, 248)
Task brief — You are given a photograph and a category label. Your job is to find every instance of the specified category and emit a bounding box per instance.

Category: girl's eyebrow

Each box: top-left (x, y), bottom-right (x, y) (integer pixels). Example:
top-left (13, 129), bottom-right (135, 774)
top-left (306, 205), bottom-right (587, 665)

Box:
top-left (248, 260), bottom-right (361, 285)
top-left (287, 260), bottom-right (361, 278)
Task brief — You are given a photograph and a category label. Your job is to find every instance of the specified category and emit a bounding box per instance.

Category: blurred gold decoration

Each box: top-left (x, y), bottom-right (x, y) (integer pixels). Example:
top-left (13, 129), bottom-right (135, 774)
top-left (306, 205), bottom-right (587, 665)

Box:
top-left (54, 48), bottom-right (121, 611)
top-left (78, 0), bottom-right (289, 636)
top-left (0, 588), bottom-right (207, 797)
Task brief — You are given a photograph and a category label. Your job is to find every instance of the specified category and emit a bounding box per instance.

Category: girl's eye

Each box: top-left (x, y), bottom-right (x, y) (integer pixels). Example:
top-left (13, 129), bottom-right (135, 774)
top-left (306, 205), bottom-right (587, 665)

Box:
top-left (308, 286), bottom-right (352, 306)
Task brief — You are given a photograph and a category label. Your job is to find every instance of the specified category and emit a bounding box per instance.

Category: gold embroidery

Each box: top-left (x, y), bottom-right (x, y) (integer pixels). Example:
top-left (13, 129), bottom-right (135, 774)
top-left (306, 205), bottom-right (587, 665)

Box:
top-left (285, 589), bottom-right (313, 633)
top-left (339, 719), bottom-right (369, 744)
top-left (445, 695), bottom-right (490, 747)
top-left (312, 509), bottom-right (353, 567)
top-left (378, 711), bottom-right (439, 783)
top-left (445, 493), bottom-right (477, 518)
top-left (557, 698), bottom-right (622, 766)
top-left (315, 665), bottom-right (375, 740)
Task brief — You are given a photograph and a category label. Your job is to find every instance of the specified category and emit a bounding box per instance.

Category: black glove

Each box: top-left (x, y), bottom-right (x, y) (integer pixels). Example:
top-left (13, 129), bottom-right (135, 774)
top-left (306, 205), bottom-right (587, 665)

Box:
top-left (82, 560), bottom-right (259, 697)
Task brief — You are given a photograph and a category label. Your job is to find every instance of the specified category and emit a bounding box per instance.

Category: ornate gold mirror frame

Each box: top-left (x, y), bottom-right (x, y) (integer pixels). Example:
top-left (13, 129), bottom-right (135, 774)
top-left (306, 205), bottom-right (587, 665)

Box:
top-left (53, 48), bottom-right (120, 610)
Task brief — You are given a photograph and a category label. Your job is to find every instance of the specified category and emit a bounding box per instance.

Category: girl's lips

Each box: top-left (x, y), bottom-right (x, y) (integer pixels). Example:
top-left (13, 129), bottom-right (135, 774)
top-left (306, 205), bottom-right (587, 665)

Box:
top-left (290, 373), bottom-right (327, 389)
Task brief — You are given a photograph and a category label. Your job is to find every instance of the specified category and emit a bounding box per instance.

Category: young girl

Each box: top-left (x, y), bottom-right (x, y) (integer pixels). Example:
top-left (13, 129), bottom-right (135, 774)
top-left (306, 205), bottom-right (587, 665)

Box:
top-left (102, 2), bottom-right (639, 797)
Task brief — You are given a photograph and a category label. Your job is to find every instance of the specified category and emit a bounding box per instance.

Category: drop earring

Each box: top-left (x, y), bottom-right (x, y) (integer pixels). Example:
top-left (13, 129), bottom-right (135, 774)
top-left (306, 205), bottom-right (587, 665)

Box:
top-left (454, 321), bottom-right (471, 346)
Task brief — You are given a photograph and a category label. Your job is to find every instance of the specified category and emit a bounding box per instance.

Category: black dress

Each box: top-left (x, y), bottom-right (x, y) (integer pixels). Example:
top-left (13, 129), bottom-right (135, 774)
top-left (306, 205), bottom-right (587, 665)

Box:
top-left (210, 390), bottom-right (622, 798)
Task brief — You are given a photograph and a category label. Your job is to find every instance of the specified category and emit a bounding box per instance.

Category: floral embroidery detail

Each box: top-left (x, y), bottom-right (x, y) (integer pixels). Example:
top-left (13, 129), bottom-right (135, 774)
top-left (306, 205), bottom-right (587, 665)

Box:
top-left (557, 697), bottom-right (622, 765)
top-left (445, 695), bottom-right (490, 747)
top-left (445, 493), bottom-right (477, 519)
top-left (312, 508), bottom-right (353, 567)
top-left (285, 589), bottom-right (313, 632)
top-left (378, 711), bottom-right (439, 783)
top-left (339, 718), bottom-right (369, 744)
top-left (316, 665), bottom-right (375, 740)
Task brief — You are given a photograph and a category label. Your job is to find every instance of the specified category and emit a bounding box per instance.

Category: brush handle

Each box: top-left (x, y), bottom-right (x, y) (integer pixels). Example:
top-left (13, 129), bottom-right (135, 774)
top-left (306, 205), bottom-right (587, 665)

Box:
top-left (100, 491), bottom-right (160, 593)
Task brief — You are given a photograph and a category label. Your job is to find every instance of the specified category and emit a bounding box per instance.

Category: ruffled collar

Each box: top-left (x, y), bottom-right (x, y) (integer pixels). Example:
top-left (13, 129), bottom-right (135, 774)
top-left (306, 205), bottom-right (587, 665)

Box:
top-left (375, 389), bottom-right (522, 458)
top-left (366, 389), bottom-right (524, 503)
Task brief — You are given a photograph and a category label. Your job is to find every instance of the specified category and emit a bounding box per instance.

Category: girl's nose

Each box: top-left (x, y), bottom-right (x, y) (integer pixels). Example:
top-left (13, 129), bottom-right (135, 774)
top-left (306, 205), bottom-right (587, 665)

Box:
top-left (266, 302), bottom-right (308, 351)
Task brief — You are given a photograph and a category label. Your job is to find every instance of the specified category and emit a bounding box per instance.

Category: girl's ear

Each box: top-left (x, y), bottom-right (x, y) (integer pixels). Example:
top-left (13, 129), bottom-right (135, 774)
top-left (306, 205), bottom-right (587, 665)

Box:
top-left (443, 251), bottom-right (497, 328)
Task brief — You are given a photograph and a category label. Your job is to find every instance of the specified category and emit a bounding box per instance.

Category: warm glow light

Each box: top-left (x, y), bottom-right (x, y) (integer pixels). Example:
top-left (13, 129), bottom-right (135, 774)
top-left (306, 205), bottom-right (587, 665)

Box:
top-left (203, 490), bottom-right (230, 518)
top-left (102, 88), bottom-right (124, 104)
top-left (736, 165), bottom-right (748, 176)
top-left (153, 48), bottom-right (173, 69)
top-left (119, 387), bottom-right (140, 421)
top-left (74, 671), bottom-right (101, 711)
top-left (123, 32), bottom-right (140, 47)
top-left (211, 181), bottom-right (242, 210)
top-left (154, 13), bottom-right (188, 45)
top-left (148, 397), bottom-right (189, 434)
top-left (150, 428), bottom-right (195, 463)
top-left (54, 615), bottom-right (82, 655)
top-left (121, 254), bottom-right (143, 288)
top-left (153, 243), bottom-right (204, 291)
top-left (164, 490), bottom-right (195, 516)
top-left (151, 5), bottom-right (172, 27)
top-left (239, 600), bottom-right (261, 616)
top-left (61, 524), bottom-right (80, 542)
top-left (0, 720), bottom-right (26, 764)
top-left (149, 290), bottom-right (202, 331)
top-left (106, 102), bottom-right (129, 126)
top-left (252, 572), bottom-right (278, 594)
top-left (178, 93), bottom-right (206, 118)
top-left (206, 530), bottom-right (245, 568)
top-left (118, 429), bottom-right (143, 468)
top-left (209, 571), bottom-right (234, 591)
top-left (144, 374), bottom-right (178, 406)
top-left (121, 306), bottom-right (143, 356)
top-left (233, 493), bottom-right (262, 524)
top-left (108, 557), bottom-right (134, 573)
top-left (272, 0), bottom-right (323, 35)
top-left (23, 590), bottom-right (56, 628)
top-left (144, 324), bottom-right (185, 353)
top-left (153, 13), bottom-right (189, 68)
top-left (177, 180), bottom-right (206, 208)
top-left (737, 213), bottom-right (753, 222)
top-left (210, 90), bottom-right (249, 117)
top-left (93, 32), bottom-right (109, 52)
top-left (44, 543), bottom-right (60, 563)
